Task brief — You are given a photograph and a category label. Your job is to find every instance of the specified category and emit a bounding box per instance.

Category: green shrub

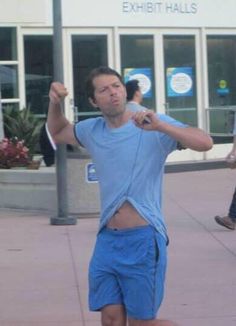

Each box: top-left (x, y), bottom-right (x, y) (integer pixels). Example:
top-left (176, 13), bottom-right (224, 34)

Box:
top-left (3, 106), bottom-right (44, 159)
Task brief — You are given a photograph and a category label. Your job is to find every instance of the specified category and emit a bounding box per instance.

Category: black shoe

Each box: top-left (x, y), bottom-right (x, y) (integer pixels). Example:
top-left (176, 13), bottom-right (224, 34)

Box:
top-left (214, 216), bottom-right (236, 230)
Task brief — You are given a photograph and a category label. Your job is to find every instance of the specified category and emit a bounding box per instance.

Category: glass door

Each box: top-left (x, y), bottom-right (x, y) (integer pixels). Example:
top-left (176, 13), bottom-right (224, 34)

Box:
top-left (24, 34), bottom-right (53, 116)
top-left (71, 34), bottom-right (108, 121)
top-left (163, 35), bottom-right (197, 126)
top-left (206, 35), bottom-right (236, 139)
top-left (120, 34), bottom-right (155, 110)
top-left (119, 30), bottom-right (205, 162)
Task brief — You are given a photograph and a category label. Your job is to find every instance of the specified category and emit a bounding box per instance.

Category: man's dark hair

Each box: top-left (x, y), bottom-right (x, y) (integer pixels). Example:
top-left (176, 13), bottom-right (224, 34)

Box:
top-left (125, 79), bottom-right (140, 101)
top-left (85, 66), bottom-right (124, 100)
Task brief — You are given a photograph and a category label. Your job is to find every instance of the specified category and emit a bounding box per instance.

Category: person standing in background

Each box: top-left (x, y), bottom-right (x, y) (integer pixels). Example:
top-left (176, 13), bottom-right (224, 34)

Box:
top-left (214, 114), bottom-right (236, 230)
top-left (125, 79), bottom-right (144, 111)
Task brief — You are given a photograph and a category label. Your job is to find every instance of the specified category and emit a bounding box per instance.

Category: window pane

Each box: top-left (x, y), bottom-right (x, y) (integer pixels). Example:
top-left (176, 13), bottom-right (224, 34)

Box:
top-left (0, 27), bottom-right (17, 61)
top-left (72, 35), bottom-right (108, 120)
top-left (164, 35), bottom-right (197, 126)
top-left (120, 35), bottom-right (155, 109)
top-left (208, 109), bottom-right (235, 135)
top-left (207, 36), bottom-right (236, 107)
top-left (24, 35), bottom-right (53, 115)
top-left (207, 36), bottom-right (236, 141)
top-left (0, 65), bottom-right (18, 98)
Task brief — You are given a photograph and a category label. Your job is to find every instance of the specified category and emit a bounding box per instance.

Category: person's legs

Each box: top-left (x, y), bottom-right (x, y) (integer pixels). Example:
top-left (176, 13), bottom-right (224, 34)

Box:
top-left (101, 308), bottom-right (179, 326)
top-left (101, 304), bottom-right (127, 326)
top-left (89, 230), bottom-right (124, 315)
top-left (228, 187), bottom-right (236, 220)
top-left (128, 318), bottom-right (179, 326)
top-left (90, 226), bottom-right (174, 325)
top-left (215, 187), bottom-right (236, 230)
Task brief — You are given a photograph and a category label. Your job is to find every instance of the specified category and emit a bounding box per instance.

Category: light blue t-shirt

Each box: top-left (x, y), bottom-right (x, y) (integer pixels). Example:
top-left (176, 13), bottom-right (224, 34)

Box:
top-left (74, 114), bottom-right (186, 241)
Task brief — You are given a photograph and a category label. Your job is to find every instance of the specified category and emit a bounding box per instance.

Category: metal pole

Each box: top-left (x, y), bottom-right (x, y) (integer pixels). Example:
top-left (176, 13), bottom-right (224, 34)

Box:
top-left (0, 73), bottom-right (4, 140)
top-left (50, 0), bottom-right (77, 225)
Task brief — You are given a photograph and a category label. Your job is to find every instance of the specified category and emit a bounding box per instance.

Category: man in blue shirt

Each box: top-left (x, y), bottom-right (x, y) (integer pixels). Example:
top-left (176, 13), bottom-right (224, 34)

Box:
top-left (47, 66), bottom-right (213, 326)
top-left (125, 79), bottom-right (143, 111)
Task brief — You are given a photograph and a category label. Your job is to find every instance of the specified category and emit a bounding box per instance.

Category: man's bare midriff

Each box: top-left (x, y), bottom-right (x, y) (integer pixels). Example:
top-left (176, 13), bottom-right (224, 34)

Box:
top-left (106, 201), bottom-right (148, 229)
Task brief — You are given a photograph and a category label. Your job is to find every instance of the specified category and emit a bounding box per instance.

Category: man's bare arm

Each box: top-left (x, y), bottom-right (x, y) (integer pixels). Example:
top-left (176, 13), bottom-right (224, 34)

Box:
top-left (47, 82), bottom-right (78, 146)
top-left (132, 109), bottom-right (213, 152)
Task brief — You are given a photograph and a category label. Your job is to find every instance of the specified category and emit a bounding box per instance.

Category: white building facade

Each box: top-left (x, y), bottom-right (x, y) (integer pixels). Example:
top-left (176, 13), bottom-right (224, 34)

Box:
top-left (1, 0), bottom-right (236, 162)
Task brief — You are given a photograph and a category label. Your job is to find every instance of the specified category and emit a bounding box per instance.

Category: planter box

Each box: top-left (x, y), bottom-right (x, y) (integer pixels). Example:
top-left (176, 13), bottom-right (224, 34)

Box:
top-left (0, 152), bottom-right (100, 215)
top-left (0, 168), bottom-right (57, 211)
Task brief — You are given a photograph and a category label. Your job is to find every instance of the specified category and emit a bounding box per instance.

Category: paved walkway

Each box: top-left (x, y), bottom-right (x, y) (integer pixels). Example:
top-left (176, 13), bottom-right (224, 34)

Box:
top-left (0, 168), bottom-right (236, 326)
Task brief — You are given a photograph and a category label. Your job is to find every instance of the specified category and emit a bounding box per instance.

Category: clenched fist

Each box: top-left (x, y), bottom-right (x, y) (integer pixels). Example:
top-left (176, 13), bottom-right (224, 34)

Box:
top-left (49, 82), bottom-right (68, 105)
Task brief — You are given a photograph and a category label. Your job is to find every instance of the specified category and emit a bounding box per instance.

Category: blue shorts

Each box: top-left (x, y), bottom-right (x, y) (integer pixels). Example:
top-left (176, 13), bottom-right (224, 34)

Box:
top-left (88, 225), bottom-right (167, 320)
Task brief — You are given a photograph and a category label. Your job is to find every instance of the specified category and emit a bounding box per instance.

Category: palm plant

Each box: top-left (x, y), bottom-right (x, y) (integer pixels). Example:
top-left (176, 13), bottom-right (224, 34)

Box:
top-left (3, 106), bottom-right (44, 159)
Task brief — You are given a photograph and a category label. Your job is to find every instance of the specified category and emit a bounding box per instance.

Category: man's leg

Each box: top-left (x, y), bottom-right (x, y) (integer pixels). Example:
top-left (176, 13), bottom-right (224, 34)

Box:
top-left (101, 304), bottom-right (127, 326)
top-left (128, 318), bottom-right (179, 326)
top-left (215, 187), bottom-right (236, 230)
top-left (228, 187), bottom-right (236, 220)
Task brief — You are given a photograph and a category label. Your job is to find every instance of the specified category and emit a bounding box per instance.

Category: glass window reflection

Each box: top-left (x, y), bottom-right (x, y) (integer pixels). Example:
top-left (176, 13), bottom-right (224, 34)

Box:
top-left (0, 65), bottom-right (18, 98)
top-left (164, 35), bottom-right (197, 126)
top-left (120, 35), bottom-right (155, 110)
top-left (24, 35), bottom-right (53, 115)
top-left (72, 35), bottom-right (108, 120)
top-left (0, 27), bottom-right (17, 61)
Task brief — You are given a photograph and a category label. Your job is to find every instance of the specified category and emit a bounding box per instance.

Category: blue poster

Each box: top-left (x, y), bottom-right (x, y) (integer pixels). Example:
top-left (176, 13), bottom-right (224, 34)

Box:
top-left (86, 163), bottom-right (98, 183)
top-left (124, 68), bottom-right (152, 98)
top-left (167, 67), bottom-right (193, 97)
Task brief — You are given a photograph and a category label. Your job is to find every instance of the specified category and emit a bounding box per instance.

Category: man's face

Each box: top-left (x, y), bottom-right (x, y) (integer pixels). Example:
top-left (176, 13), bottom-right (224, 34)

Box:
top-left (89, 74), bottom-right (127, 118)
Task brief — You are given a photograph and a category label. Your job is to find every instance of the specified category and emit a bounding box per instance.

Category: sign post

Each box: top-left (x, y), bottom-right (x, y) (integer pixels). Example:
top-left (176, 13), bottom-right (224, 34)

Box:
top-left (50, 0), bottom-right (77, 225)
top-left (0, 73), bottom-right (4, 140)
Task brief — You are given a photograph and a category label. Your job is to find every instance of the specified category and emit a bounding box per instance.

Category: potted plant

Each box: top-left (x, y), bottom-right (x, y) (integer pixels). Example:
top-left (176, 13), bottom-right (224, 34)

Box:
top-left (3, 106), bottom-right (44, 165)
top-left (0, 137), bottom-right (31, 169)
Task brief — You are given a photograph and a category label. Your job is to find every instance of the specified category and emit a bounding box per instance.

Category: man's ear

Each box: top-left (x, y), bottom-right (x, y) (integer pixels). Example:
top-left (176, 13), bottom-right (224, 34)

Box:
top-left (89, 97), bottom-right (100, 111)
top-left (89, 97), bottom-right (97, 108)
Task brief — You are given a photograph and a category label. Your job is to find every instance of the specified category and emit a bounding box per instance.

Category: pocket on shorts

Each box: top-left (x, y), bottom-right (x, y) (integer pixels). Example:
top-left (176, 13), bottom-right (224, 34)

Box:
top-left (118, 233), bottom-right (156, 267)
top-left (154, 232), bottom-right (167, 274)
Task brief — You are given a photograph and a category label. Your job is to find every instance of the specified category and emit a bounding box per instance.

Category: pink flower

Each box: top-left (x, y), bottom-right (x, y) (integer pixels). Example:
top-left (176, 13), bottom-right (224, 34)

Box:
top-left (0, 137), bottom-right (30, 169)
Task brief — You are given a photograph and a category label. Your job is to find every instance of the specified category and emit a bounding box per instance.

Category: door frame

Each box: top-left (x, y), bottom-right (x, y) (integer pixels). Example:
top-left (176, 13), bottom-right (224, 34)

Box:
top-left (64, 27), bottom-right (113, 121)
top-left (117, 27), bottom-right (205, 162)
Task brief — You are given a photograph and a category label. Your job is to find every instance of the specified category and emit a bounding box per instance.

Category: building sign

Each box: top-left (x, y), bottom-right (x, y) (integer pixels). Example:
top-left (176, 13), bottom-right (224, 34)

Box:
top-left (167, 67), bottom-right (193, 97)
top-left (62, 0), bottom-right (236, 28)
top-left (124, 68), bottom-right (152, 98)
top-left (86, 163), bottom-right (98, 183)
top-left (122, 1), bottom-right (198, 15)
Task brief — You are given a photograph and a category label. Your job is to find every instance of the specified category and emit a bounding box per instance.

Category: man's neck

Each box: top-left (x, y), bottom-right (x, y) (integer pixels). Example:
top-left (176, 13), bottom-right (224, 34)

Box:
top-left (105, 110), bottom-right (133, 128)
top-left (128, 100), bottom-right (139, 105)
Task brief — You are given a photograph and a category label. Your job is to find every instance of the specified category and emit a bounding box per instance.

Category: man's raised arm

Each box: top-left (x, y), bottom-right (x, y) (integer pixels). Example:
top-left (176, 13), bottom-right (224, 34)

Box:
top-left (47, 82), bottom-right (77, 146)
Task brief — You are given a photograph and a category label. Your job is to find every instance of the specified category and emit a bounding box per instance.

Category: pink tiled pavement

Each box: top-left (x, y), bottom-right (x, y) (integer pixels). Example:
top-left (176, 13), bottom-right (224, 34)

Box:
top-left (0, 168), bottom-right (235, 325)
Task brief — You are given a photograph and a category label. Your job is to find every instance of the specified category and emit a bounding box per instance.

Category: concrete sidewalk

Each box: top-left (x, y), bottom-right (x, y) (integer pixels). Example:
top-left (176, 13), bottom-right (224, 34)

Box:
top-left (0, 168), bottom-right (236, 326)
